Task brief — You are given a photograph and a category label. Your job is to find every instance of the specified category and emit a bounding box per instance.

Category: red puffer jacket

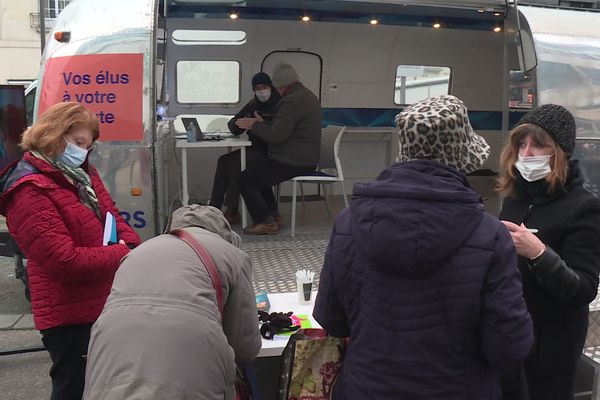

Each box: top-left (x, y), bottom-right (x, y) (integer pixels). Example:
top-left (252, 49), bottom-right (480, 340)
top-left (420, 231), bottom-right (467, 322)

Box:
top-left (0, 152), bottom-right (141, 330)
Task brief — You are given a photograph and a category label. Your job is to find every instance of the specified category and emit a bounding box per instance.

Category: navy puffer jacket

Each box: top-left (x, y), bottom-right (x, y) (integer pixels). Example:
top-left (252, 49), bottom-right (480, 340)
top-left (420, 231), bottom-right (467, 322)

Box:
top-left (314, 160), bottom-right (533, 400)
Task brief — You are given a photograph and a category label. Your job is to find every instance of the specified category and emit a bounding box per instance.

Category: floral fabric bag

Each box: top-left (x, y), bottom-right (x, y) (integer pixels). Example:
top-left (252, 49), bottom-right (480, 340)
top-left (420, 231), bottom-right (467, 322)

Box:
top-left (278, 329), bottom-right (346, 400)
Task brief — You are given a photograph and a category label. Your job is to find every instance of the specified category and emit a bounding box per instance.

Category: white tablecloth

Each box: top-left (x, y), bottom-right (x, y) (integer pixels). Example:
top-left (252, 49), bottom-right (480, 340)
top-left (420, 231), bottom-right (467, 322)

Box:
top-left (258, 292), bottom-right (321, 357)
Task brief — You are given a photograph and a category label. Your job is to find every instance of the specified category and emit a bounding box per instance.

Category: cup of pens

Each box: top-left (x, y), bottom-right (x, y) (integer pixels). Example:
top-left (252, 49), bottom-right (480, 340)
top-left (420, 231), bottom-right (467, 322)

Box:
top-left (296, 269), bottom-right (314, 305)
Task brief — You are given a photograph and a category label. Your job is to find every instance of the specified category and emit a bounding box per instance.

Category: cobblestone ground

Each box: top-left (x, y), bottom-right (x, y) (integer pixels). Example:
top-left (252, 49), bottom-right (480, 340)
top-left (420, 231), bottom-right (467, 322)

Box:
top-left (0, 256), bottom-right (30, 315)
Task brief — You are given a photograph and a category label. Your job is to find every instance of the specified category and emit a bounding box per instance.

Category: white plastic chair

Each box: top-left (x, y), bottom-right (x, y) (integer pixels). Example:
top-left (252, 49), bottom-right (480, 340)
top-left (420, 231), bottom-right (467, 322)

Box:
top-left (289, 125), bottom-right (348, 236)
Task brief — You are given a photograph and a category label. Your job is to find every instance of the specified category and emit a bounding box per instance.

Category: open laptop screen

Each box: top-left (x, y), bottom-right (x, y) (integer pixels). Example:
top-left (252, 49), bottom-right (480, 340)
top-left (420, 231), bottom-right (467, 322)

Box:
top-left (181, 117), bottom-right (202, 135)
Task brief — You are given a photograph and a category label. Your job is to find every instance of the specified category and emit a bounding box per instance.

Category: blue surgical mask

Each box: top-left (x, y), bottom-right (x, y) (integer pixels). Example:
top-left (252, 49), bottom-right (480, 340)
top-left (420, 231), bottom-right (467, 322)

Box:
top-left (60, 139), bottom-right (88, 168)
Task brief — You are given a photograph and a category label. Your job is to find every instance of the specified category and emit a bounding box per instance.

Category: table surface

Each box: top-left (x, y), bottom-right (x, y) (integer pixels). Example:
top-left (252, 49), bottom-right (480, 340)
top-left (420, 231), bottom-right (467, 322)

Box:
top-left (175, 137), bottom-right (251, 148)
top-left (258, 292), bottom-right (321, 358)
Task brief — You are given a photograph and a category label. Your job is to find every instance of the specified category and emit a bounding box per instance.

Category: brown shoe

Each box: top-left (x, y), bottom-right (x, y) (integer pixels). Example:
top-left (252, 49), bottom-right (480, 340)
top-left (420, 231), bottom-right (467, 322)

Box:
top-left (243, 222), bottom-right (280, 235)
top-left (273, 212), bottom-right (283, 227)
top-left (223, 208), bottom-right (240, 225)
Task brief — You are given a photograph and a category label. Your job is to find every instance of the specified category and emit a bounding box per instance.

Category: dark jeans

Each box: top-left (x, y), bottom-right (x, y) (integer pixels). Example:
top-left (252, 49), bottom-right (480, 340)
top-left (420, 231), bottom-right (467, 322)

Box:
top-left (239, 158), bottom-right (315, 224)
top-left (210, 147), bottom-right (268, 210)
top-left (41, 323), bottom-right (93, 400)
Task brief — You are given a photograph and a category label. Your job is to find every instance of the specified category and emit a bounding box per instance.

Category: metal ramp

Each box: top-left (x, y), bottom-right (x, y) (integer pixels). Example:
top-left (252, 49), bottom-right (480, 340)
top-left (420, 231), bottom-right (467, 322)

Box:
top-left (237, 192), bottom-right (343, 292)
top-left (241, 233), bottom-right (329, 293)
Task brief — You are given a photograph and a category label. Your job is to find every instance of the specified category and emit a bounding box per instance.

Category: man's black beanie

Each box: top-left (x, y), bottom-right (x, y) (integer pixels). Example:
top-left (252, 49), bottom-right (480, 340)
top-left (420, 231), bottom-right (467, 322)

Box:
top-left (516, 104), bottom-right (576, 156)
top-left (251, 72), bottom-right (273, 89)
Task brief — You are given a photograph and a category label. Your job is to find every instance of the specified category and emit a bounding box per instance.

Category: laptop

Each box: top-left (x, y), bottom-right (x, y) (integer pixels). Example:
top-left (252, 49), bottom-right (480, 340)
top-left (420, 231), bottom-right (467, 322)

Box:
top-left (176, 117), bottom-right (234, 140)
top-left (181, 117), bottom-right (202, 136)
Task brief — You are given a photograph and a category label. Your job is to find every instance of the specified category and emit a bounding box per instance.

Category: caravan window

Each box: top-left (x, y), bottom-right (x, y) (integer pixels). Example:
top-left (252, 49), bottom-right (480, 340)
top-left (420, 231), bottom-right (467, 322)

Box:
top-left (394, 65), bottom-right (451, 105)
top-left (176, 61), bottom-right (240, 104)
top-left (172, 30), bottom-right (246, 46)
top-left (509, 70), bottom-right (534, 109)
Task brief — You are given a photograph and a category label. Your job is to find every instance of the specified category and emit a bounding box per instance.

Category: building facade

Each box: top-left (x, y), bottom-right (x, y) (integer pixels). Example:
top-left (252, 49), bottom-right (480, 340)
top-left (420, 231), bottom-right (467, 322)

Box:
top-left (0, 0), bottom-right (70, 85)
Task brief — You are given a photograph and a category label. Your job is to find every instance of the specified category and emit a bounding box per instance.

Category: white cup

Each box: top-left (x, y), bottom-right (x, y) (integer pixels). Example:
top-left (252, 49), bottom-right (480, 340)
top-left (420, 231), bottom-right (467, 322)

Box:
top-left (297, 277), bottom-right (313, 305)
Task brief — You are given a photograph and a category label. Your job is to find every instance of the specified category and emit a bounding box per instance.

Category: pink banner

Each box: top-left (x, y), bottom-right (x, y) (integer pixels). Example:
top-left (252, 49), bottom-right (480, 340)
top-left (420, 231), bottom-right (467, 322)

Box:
top-left (39, 53), bottom-right (143, 141)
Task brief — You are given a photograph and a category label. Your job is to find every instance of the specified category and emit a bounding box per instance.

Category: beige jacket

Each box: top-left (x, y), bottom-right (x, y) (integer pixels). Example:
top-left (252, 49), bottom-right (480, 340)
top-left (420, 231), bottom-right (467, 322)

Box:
top-left (83, 206), bottom-right (261, 400)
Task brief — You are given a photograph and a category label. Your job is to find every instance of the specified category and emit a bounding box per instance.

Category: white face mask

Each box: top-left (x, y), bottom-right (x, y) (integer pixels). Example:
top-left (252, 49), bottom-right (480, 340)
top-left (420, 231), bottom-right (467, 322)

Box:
top-left (255, 89), bottom-right (271, 102)
top-left (514, 154), bottom-right (553, 182)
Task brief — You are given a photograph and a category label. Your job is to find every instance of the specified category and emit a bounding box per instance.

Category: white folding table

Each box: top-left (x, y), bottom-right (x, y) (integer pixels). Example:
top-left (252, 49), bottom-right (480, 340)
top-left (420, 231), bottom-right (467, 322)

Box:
top-left (176, 137), bottom-right (252, 228)
top-left (258, 291), bottom-right (321, 358)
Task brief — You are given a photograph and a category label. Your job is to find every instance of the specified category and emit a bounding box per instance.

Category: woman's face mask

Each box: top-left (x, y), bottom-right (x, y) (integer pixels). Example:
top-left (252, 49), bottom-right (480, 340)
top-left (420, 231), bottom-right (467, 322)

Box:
top-left (60, 139), bottom-right (89, 168)
top-left (514, 154), bottom-right (553, 182)
top-left (255, 89), bottom-right (271, 103)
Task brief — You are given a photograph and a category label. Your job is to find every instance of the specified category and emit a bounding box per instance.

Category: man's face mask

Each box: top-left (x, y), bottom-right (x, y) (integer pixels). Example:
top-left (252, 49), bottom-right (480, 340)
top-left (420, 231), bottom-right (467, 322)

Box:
top-left (514, 154), bottom-right (553, 182)
top-left (255, 89), bottom-right (271, 103)
top-left (60, 139), bottom-right (89, 168)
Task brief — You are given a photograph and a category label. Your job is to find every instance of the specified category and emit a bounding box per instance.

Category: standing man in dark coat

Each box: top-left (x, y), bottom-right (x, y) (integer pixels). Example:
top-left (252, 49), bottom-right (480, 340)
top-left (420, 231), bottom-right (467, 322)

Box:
top-left (235, 62), bottom-right (321, 235)
top-left (498, 104), bottom-right (600, 400)
top-left (314, 95), bottom-right (533, 400)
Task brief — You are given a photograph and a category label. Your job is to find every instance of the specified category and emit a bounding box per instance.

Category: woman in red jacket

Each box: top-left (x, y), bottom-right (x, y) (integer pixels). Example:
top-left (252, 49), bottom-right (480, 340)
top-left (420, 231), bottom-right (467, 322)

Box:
top-left (0, 102), bottom-right (141, 400)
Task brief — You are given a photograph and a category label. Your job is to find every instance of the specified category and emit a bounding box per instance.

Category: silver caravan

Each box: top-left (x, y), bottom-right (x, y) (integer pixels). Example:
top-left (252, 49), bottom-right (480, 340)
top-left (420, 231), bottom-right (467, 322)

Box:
top-left (28, 0), bottom-right (599, 241)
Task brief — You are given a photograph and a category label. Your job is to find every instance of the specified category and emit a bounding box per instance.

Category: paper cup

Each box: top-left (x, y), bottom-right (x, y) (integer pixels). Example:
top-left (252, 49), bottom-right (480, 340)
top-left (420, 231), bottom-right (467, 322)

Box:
top-left (297, 278), bottom-right (313, 305)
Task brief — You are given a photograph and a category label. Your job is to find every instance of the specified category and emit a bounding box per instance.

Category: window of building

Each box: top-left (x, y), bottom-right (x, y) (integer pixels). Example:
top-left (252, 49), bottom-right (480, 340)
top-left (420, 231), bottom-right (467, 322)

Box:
top-left (46, 0), bottom-right (71, 19)
top-left (176, 61), bottom-right (240, 104)
top-left (394, 65), bottom-right (451, 105)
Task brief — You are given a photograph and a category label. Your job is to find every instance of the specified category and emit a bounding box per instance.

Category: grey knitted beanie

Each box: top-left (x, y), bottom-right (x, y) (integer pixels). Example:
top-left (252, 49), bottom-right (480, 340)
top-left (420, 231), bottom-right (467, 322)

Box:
top-left (272, 62), bottom-right (299, 88)
top-left (516, 104), bottom-right (576, 156)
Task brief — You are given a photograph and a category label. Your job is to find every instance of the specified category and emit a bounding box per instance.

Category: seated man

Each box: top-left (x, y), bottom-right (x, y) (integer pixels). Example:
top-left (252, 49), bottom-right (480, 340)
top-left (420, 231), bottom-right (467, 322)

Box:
top-left (209, 72), bottom-right (281, 225)
top-left (83, 205), bottom-right (261, 400)
top-left (236, 62), bottom-right (322, 235)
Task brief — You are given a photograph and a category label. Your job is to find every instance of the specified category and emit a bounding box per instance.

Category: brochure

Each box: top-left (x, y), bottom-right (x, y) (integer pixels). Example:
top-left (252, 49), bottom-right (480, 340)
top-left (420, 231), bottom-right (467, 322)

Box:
top-left (102, 211), bottom-right (118, 246)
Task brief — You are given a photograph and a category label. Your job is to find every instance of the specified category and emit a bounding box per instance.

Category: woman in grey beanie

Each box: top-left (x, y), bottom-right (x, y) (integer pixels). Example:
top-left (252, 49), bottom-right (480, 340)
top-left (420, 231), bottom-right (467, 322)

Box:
top-left (498, 104), bottom-right (600, 400)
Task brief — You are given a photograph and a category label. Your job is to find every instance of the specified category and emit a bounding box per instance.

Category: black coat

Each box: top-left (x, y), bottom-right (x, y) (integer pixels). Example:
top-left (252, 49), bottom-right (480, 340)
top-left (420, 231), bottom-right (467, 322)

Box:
top-left (499, 161), bottom-right (600, 400)
top-left (227, 91), bottom-right (281, 151)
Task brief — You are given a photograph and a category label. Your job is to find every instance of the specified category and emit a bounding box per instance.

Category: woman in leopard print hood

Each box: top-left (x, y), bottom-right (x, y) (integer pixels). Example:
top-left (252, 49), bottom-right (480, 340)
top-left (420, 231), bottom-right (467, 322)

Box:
top-left (313, 95), bottom-right (533, 399)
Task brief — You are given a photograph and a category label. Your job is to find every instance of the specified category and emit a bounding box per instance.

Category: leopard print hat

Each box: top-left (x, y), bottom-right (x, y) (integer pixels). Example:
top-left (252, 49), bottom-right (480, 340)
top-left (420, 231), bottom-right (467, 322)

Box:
top-left (395, 95), bottom-right (490, 174)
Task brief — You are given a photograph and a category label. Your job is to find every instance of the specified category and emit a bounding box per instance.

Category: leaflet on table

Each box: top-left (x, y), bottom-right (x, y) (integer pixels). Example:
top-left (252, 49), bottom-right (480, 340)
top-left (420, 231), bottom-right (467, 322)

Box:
top-left (256, 291), bottom-right (271, 312)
